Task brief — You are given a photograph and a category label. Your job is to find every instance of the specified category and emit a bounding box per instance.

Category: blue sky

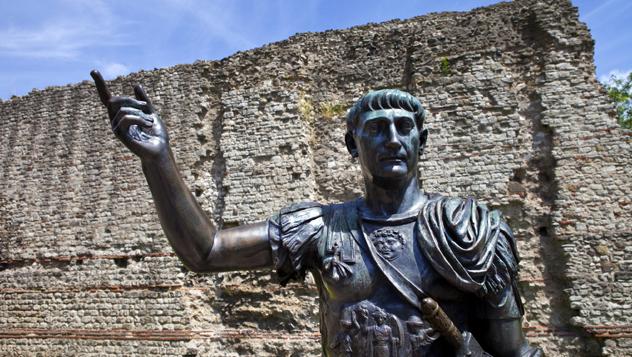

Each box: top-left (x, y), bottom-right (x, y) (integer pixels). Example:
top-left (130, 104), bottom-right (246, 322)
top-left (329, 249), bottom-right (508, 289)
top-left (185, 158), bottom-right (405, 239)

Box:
top-left (0, 0), bottom-right (629, 100)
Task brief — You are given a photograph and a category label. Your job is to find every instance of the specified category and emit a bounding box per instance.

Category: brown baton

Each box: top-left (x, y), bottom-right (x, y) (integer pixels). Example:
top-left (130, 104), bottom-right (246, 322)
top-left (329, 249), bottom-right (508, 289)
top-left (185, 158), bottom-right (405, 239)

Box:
top-left (420, 297), bottom-right (464, 349)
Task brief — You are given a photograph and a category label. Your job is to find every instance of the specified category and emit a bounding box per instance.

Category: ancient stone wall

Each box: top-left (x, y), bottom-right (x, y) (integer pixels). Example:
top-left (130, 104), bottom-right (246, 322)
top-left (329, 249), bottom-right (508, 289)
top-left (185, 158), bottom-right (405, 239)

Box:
top-left (1, 0), bottom-right (630, 355)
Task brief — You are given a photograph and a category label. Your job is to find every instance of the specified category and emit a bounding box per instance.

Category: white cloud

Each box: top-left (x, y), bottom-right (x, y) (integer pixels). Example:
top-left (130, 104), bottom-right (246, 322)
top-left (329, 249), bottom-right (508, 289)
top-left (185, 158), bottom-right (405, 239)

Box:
top-left (102, 63), bottom-right (130, 79)
top-left (599, 69), bottom-right (632, 85)
top-left (166, 0), bottom-right (256, 50)
top-left (0, 1), bottom-right (132, 60)
top-left (0, 23), bottom-right (125, 59)
top-left (581, 0), bottom-right (616, 22)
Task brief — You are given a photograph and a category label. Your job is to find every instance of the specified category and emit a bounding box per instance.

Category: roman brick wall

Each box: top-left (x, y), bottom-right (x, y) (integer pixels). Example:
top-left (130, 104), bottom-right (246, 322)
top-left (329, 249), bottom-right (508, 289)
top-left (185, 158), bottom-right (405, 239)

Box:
top-left (1, 0), bottom-right (630, 355)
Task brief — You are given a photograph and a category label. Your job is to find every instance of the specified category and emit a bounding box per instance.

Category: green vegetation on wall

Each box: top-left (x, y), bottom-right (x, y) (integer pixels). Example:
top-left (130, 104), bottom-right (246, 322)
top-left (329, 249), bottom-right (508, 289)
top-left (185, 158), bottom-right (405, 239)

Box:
top-left (603, 72), bottom-right (632, 129)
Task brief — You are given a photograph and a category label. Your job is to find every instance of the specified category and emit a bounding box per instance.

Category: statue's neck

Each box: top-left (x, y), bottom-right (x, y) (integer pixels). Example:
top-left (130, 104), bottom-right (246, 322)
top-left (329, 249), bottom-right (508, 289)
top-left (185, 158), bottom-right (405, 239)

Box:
top-left (362, 174), bottom-right (423, 219)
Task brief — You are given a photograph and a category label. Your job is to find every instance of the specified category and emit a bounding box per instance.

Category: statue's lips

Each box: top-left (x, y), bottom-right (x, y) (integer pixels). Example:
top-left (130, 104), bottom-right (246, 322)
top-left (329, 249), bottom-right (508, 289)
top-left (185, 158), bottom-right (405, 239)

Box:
top-left (379, 155), bottom-right (406, 162)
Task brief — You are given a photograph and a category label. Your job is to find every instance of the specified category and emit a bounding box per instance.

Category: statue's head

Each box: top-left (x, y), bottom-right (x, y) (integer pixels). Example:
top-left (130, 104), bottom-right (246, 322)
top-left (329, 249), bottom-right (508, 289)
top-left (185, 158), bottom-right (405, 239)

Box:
top-left (372, 308), bottom-right (388, 324)
top-left (369, 228), bottom-right (406, 261)
top-left (345, 89), bottom-right (428, 183)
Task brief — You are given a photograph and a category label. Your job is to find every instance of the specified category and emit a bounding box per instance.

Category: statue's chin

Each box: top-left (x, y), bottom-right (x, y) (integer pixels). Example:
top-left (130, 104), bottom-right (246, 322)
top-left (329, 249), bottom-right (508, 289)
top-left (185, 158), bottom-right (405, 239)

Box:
top-left (382, 252), bottom-right (397, 261)
top-left (370, 174), bottom-right (411, 190)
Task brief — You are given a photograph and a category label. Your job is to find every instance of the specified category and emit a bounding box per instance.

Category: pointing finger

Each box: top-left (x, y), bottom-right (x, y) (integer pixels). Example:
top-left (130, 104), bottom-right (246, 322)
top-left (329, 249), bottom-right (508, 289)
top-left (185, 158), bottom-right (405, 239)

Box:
top-left (90, 70), bottom-right (111, 106)
top-left (134, 85), bottom-right (154, 113)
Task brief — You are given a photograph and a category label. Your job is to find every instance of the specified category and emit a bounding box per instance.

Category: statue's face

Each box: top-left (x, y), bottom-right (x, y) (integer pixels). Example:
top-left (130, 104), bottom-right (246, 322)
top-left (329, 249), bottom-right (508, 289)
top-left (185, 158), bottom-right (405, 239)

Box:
top-left (375, 314), bottom-right (385, 324)
top-left (354, 109), bottom-right (420, 182)
top-left (372, 235), bottom-right (404, 261)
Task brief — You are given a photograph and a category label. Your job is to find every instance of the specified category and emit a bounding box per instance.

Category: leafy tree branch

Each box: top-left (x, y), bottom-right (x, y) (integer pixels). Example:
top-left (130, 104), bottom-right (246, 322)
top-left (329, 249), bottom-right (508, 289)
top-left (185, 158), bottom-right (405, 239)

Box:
top-left (603, 72), bottom-right (632, 129)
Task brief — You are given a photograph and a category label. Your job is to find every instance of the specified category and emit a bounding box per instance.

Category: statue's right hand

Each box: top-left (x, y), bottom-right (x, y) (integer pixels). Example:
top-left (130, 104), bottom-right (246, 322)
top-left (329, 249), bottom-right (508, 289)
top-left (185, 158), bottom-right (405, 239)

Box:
top-left (455, 331), bottom-right (492, 357)
top-left (90, 70), bottom-right (169, 160)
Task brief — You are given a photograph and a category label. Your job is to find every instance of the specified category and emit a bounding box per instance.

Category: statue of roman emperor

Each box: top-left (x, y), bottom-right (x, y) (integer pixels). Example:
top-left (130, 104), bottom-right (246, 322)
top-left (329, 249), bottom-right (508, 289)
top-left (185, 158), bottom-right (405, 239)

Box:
top-left (91, 70), bottom-right (543, 357)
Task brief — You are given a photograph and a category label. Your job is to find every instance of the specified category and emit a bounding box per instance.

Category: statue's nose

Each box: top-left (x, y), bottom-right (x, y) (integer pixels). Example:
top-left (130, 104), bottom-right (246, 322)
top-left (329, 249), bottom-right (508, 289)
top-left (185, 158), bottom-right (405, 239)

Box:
top-left (385, 124), bottom-right (402, 149)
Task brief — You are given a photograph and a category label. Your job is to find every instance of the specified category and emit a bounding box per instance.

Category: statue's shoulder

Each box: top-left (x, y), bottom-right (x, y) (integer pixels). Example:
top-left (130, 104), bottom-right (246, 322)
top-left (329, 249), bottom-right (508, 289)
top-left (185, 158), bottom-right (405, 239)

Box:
top-left (269, 201), bottom-right (328, 285)
top-left (422, 193), bottom-right (505, 222)
top-left (269, 199), bottom-right (361, 285)
top-left (423, 191), bottom-right (484, 204)
top-left (418, 192), bottom-right (519, 297)
top-left (277, 201), bottom-right (324, 215)
top-left (275, 199), bottom-right (356, 221)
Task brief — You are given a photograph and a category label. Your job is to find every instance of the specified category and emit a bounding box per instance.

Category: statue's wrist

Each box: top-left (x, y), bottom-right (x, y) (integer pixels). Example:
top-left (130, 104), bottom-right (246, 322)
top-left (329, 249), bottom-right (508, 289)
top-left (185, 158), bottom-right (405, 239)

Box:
top-left (141, 147), bottom-right (174, 167)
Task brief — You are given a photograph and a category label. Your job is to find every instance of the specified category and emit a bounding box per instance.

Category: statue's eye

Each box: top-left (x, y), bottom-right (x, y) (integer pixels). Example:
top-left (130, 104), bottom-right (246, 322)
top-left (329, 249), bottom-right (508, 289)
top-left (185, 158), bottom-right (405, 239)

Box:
top-left (397, 119), bottom-right (414, 134)
top-left (365, 121), bottom-right (380, 135)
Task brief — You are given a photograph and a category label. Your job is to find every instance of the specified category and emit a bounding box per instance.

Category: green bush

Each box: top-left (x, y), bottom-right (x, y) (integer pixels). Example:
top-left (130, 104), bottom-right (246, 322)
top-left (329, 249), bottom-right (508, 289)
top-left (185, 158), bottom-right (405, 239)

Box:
top-left (603, 72), bottom-right (632, 129)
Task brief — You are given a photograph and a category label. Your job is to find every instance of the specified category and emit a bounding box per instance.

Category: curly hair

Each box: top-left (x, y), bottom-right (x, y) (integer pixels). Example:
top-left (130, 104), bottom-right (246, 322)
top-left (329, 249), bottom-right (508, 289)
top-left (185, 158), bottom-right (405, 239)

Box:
top-left (369, 228), bottom-right (406, 246)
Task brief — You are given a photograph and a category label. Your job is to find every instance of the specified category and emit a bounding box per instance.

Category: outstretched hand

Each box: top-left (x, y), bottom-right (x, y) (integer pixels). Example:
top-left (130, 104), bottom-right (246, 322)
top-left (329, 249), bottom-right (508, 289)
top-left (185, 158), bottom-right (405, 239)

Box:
top-left (91, 70), bottom-right (169, 160)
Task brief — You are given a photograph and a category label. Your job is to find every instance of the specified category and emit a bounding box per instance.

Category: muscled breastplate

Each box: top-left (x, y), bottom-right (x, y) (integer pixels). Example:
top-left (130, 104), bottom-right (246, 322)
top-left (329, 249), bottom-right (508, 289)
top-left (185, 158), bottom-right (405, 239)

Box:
top-left (311, 202), bottom-right (472, 357)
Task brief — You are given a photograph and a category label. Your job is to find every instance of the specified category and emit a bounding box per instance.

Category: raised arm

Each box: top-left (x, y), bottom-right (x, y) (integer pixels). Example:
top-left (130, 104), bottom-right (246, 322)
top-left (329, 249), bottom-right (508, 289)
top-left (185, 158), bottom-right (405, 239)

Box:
top-left (90, 70), bottom-right (271, 272)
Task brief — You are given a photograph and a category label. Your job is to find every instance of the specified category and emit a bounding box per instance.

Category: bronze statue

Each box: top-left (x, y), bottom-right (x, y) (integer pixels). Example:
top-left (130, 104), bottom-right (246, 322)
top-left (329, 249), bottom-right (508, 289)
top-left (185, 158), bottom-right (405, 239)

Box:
top-left (90, 70), bottom-right (543, 356)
